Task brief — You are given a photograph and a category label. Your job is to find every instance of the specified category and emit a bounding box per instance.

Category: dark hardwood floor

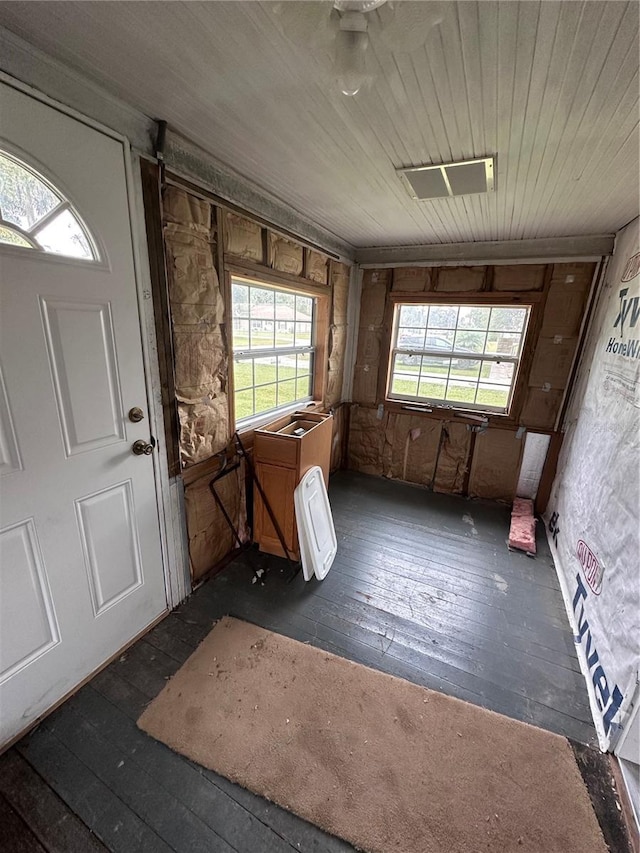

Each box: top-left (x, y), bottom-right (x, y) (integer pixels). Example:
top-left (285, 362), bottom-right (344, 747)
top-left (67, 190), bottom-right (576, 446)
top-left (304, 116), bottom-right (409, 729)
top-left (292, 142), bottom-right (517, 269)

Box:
top-left (2, 471), bottom-right (599, 853)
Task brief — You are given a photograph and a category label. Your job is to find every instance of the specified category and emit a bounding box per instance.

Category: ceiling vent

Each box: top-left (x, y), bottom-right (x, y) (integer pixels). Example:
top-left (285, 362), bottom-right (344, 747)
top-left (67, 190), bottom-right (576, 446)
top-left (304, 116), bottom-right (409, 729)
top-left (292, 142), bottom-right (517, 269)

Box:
top-left (397, 157), bottom-right (495, 201)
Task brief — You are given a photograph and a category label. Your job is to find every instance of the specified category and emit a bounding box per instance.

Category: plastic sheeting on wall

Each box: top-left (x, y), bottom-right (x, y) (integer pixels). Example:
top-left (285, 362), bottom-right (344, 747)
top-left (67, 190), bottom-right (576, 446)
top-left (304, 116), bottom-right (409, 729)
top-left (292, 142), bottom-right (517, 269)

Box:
top-left (547, 219), bottom-right (640, 750)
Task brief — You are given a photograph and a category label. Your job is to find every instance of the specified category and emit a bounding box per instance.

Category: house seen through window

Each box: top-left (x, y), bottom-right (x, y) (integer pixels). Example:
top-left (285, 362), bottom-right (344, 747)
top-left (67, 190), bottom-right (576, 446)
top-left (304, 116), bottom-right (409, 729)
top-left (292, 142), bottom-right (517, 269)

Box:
top-left (388, 302), bottom-right (530, 414)
top-left (231, 277), bottom-right (315, 425)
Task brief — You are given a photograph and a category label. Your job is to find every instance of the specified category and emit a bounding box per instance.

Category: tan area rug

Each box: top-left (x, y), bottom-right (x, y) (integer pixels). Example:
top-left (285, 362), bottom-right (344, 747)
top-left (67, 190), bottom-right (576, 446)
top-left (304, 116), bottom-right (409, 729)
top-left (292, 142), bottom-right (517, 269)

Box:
top-left (138, 617), bottom-right (606, 853)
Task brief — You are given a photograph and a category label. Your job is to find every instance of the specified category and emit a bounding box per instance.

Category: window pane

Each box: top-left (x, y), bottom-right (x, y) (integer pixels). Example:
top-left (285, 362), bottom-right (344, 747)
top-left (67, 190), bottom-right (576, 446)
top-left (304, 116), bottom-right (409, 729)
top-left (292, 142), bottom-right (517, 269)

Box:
top-left (275, 323), bottom-right (294, 347)
top-left (253, 356), bottom-right (278, 386)
top-left (233, 319), bottom-right (249, 348)
top-left (389, 302), bottom-right (530, 412)
top-left (232, 284), bottom-right (249, 317)
top-left (0, 225), bottom-right (32, 248)
top-left (428, 305), bottom-right (458, 329)
top-left (399, 304), bottom-right (428, 327)
top-left (295, 295), bottom-right (313, 319)
top-left (489, 306), bottom-right (527, 332)
top-left (249, 319), bottom-right (274, 350)
top-left (296, 352), bottom-right (311, 376)
top-left (480, 361), bottom-right (515, 386)
top-left (296, 376), bottom-right (311, 398)
top-left (391, 372), bottom-right (418, 397)
top-left (449, 359), bottom-right (481, 381)
top-left (487, 332), bottom-right (522, 357)
top-left (233, 358), bottom-right (254, 390)
top-left (397, 327), bottom-right (426, 349)
top-left (458, 306), bottom-right (490, 330)
top-left (275, 290), bottom-right (295, 319)
top-left (277, 354), bottom-right (297, 382)
top-left (235, 389), bottom-right (254, 420)
top-left (446, 380), bottom-right (476, 403)
top-left (35, 209), bottom-right (93, 259)
top-left (232, 279), bottom-right (316, 424)
top-left (454, 330), bottom-right (485, 354)
top-left (277, 379), bottom-right (297, 406)
top-left (294, 322), bottom-right (312, 347)
top-left (255, 383), bottom-right (277, 412)
top-left (419, 356), bottom-right (451, 379)
top-left (418, 376), bottom-right (447, 399)
top-left (0, 152), bottom-right (60, 230)
top-left (476, 385), bottom-right (510, 409)
top-left (425, 332), bottom-right (454, 351)
top-left (250, 285), bottom-right (274, 313)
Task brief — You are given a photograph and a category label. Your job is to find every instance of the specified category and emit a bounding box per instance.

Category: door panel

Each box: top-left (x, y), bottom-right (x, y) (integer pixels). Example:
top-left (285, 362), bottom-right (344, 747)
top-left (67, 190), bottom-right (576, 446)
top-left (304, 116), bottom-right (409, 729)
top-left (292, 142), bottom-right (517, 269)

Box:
top-left (0, 82), bottom-right (167, 745)
top-left (40, 297), bottom-right (125, 454)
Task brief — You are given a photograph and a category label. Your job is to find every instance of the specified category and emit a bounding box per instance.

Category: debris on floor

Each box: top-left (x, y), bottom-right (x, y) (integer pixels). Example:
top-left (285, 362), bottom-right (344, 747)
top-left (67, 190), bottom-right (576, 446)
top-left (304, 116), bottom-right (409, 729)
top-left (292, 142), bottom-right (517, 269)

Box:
top-left (508, 497), bottom-right (536, 556)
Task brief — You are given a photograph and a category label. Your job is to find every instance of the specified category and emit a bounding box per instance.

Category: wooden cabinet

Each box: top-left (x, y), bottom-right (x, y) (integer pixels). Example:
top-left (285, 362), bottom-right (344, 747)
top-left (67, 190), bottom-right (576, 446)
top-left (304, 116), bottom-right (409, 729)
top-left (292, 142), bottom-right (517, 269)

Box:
top-left (253, 411), bottom-right (333, 559)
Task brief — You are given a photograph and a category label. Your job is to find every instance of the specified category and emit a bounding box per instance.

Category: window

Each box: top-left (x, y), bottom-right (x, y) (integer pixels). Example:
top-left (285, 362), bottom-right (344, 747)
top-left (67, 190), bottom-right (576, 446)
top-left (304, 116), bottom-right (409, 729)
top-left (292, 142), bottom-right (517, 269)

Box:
top-left (388, 302), bottom-right (530, 414)
top-left (231, 277), bottom-right (315, 425)
top-left (0, 150), bottom-right (98, 260)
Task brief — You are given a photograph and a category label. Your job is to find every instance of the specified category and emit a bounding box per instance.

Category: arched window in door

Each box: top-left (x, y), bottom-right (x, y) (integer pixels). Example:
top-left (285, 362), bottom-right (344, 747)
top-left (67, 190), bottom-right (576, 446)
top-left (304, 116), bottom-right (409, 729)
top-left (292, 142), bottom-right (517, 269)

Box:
top-left (0, 150), bottom-right (98, 261)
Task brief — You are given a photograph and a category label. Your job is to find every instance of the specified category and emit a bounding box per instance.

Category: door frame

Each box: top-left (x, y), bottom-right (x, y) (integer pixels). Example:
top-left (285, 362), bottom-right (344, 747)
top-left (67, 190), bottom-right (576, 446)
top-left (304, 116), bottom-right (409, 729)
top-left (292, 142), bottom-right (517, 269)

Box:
top-left (0, 70), bottom-right (190, 608)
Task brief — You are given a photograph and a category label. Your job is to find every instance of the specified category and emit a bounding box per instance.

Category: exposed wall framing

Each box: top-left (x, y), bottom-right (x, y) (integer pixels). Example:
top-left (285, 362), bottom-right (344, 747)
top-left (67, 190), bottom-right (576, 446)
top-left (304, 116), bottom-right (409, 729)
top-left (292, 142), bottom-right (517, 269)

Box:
top-left (142, 164), bottom-right (352, 583)
top-left (349, 260), bottom-right (598, 505)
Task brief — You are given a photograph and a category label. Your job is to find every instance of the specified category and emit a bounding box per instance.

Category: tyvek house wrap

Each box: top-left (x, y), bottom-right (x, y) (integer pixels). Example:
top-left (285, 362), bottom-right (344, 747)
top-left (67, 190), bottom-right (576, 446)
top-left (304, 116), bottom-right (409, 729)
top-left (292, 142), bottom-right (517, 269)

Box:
top-left (547, 218), bottom-right (640, 750)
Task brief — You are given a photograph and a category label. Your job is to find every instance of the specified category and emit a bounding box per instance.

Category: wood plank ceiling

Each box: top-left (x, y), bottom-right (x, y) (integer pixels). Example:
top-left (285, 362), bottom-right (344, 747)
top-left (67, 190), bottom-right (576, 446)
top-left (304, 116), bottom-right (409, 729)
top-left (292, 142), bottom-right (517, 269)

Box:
top-left (0, 1), bottom-right (637, 249)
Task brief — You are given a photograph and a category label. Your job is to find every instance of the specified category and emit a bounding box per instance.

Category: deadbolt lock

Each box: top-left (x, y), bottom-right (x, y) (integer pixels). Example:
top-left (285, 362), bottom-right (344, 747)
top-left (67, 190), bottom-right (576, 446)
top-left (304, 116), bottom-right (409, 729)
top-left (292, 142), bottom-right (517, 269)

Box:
top-left (132, 437), bottom-right (156, 456)
top-left (128, 406), bottom-right (145, 423)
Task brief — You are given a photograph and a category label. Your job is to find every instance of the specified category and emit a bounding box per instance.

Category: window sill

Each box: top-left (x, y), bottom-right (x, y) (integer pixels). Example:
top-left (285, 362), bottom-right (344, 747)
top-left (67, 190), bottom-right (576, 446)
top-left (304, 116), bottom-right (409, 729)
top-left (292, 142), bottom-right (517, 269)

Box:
top-left (236, 399), bottom-right (320, 434)
top-left (383, 398), bottom-right (519, 426)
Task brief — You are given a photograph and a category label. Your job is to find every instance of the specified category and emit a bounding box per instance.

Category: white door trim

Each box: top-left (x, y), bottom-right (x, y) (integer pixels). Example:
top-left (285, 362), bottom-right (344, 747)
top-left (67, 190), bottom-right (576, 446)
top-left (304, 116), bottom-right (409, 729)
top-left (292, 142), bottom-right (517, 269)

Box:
top-left (0, 70), bottom-right (189, 608)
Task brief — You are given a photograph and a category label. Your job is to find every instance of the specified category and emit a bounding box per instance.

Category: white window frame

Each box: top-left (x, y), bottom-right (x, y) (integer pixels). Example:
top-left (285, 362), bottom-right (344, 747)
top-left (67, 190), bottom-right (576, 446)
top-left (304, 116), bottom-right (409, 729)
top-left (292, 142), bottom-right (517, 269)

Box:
top-left (387, 301), bottom-right (531, 415)
top-left (231, 276), bottom-right (317, 430)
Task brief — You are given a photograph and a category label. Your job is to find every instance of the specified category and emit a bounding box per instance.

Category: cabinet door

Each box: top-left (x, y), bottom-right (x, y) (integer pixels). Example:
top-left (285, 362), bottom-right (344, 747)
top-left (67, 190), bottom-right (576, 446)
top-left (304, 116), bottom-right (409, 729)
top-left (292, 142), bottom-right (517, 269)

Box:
top-left (254, 463), bottom-right (299, 558)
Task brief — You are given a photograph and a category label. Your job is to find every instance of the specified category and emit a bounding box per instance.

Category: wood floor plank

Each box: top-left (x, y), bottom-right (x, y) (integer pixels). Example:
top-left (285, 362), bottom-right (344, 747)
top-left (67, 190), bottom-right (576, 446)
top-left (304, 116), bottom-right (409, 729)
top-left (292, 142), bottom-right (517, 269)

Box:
top-left (0, 750), bottom-right (108, 853)
top-left (0, 793), bottom-right (48, 853)
top-left (90, 670), bottom-right (355, 853)
top-left (35, 705), bottom-right (238, 853)
top-left (10, 468), bottom-right (596, 852)
top-left (68, 687), bottom-right (298, 853)
top-left (17, 729), bottom-right (172, 853)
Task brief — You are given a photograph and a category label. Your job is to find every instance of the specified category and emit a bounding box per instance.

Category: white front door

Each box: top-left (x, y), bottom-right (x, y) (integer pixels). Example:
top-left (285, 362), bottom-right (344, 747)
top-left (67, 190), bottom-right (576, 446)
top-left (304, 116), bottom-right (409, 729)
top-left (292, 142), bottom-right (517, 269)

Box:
top-left (0, 82), bottom-right (167, 745)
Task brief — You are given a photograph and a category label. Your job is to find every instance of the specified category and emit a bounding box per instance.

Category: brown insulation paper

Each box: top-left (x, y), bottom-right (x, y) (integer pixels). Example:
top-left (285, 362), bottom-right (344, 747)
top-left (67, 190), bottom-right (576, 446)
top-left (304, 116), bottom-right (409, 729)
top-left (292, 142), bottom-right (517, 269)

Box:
top-left (270, 233), bottom-right (304, 277)
top-left (352, 362), bottom-right (378, 405)
top-left (435, 266), bottom-right (486, 292)
top-left (365, 269), bottom-right (392, 286)
top-left (348, 406), bottom-right (385, 476)
top-left (331, 263), bottom-right (350, 320)
top-left (164, 187), bottom-right (229, 468)
top-left (184, 463), bottom-right (249, 582)
top-left (541, 268), bottom-right (593, 337)
top-left (326, 327), bottom-right (347, 407)
top-left (178, 395), bottom-right (230, 467)
top-left (163, 187), bottom-right (211, 234)
top-left (224, 212), bottom-right (263, 262)
top-left (382, 414), bottom-right (441, 484)
top-left (307, 250), bottom-right (329, 285)
top-left (392, 267), bottom-right (432, 292)
top-left (433, 422), bottom-right (471, 494)
top-left (492, 264), bottom-right (546, 291)
top-left (359, 280), bottom-right (388, 327)
top-left (520, 389), bottom-right (564, 430)
top-left (468, 429), bottom-right (524, 501)
top-left (528, 336), bottom-right (579, 389)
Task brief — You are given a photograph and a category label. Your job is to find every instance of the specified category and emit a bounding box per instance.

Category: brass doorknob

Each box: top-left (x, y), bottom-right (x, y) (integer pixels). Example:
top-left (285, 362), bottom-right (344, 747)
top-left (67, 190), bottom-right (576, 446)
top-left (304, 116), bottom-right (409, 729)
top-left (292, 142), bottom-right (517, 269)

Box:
top-left (132, 438), bottom-right (155, 456)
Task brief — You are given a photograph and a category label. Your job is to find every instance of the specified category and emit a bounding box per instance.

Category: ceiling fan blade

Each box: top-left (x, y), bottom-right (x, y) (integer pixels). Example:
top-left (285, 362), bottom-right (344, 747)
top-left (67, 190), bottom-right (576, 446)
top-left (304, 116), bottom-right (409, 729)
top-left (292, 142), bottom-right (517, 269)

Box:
top-left (264, 1), bottom-right (337, 52)
top-left (368, 1), bottom-right (445, 55)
